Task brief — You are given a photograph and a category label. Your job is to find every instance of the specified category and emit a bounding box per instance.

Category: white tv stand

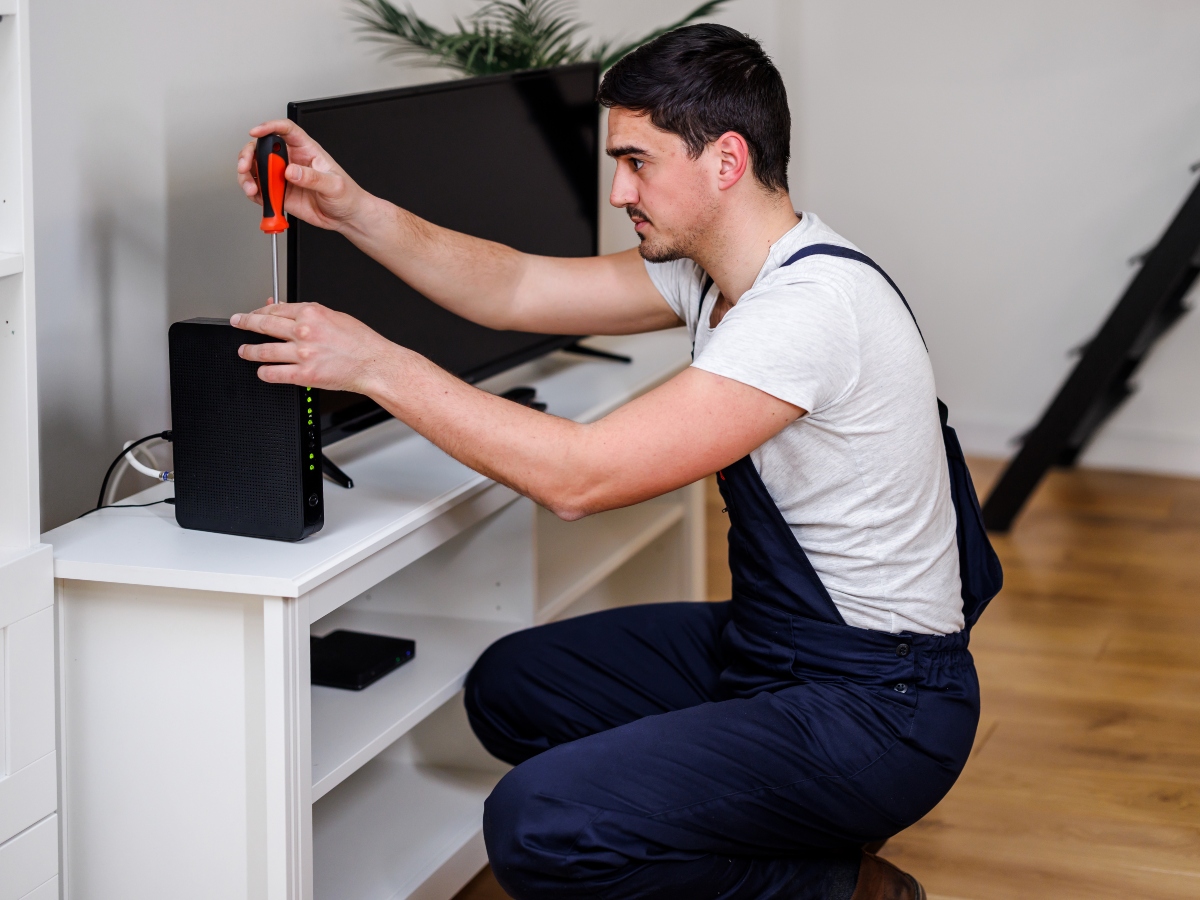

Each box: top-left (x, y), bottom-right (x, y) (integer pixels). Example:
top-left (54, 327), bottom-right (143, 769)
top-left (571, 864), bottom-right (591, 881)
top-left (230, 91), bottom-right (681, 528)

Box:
top-left (44, 330), bottom-right (704, 900)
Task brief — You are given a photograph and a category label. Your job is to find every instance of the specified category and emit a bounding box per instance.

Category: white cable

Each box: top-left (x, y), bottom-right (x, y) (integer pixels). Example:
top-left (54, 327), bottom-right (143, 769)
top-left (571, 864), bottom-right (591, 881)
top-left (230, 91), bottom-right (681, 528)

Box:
top-left (122, 439), bottom-right (173, 481)
top-left (103, 438), bottom-right (174, 507)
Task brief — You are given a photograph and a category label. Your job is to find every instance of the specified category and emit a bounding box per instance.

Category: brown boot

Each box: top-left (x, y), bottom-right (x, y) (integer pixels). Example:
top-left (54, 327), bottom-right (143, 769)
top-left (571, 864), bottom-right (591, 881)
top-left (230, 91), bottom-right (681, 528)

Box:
top-left (849, 852), bottom-right (927, 900)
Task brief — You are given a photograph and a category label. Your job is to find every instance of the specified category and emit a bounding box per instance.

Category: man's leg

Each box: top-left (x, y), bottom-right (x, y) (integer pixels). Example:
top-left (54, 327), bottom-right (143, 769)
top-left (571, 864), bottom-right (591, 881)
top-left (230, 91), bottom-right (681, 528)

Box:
top-left (465, 601), bottom-right (732, 765)
top-left (480, 675), bottom-right (971, 900)
top-left (466, 603), bottom-right (969, 899)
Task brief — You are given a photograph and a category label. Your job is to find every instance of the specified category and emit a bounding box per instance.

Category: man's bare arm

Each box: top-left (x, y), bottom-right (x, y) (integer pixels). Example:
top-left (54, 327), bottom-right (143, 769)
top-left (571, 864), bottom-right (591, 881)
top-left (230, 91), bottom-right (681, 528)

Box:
top-left (238, 120), bottom-right (679, 336)
top-left (232, 303), bottom-right (803, 517)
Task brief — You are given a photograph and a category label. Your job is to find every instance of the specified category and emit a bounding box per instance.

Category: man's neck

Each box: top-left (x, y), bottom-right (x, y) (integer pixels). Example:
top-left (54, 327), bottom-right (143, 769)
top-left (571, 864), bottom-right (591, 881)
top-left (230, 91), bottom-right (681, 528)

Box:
top-left (691, 195), bottom-right (801, 304)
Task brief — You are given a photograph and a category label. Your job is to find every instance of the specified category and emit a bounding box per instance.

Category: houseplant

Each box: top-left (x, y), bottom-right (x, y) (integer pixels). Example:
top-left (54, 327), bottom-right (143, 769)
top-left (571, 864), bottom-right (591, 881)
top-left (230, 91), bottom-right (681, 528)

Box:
top-left (350, 0), bottom-right (729, 75)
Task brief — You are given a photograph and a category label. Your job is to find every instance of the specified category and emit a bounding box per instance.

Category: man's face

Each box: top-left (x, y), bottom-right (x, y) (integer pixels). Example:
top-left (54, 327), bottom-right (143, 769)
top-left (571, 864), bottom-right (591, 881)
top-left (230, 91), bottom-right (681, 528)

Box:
top-left (606, 107), bottom-right (720, 263)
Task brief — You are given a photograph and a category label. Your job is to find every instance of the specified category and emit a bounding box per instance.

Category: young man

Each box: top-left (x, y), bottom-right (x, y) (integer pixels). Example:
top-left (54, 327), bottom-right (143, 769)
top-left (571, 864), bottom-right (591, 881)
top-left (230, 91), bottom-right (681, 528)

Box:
top-left (235, 24), bottom-right (996, 900)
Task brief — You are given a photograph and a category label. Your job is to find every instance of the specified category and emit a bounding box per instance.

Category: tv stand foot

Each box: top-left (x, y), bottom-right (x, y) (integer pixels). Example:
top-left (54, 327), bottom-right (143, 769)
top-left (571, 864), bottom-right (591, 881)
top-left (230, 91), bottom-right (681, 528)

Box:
top-left (322, 454), bottom-right (354, 489)
top-left (562, 341), bottom-right (632, 364)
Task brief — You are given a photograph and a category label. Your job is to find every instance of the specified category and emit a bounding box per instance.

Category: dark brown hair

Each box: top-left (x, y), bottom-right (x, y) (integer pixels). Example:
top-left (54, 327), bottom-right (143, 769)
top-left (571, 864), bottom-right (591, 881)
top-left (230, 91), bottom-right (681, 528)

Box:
top-left (597, 24), bottom-right (791, 193)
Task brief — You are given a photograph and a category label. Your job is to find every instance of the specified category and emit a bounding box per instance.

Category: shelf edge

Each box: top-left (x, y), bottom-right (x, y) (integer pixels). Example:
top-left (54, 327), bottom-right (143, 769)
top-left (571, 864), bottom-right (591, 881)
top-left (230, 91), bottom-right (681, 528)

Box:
top-left (0, 252), bottom-right (24, 279)
top-left (312, 673), bottom-right (468, 801)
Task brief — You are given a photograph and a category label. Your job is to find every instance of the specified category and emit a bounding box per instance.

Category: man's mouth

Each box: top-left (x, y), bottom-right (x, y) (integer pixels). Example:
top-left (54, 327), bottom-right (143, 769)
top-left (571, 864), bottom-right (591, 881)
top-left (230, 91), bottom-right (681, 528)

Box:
top-left (626, 206), bottom-right (652, 231)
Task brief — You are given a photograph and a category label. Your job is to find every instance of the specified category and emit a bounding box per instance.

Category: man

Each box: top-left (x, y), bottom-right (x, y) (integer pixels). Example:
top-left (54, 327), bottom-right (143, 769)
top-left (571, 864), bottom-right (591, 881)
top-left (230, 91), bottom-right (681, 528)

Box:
top-left (235, 24), bottom-right (997, 900)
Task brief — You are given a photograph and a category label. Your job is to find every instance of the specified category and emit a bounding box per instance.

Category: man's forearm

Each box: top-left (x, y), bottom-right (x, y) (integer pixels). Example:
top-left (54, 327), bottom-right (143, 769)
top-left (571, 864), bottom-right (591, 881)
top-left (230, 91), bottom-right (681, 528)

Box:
top-left (366, 343), bottom-right (606, 519)
top-left (334, 195), bottom-right (679, 339)
top-left (339, 194), bottom-right (532, 331)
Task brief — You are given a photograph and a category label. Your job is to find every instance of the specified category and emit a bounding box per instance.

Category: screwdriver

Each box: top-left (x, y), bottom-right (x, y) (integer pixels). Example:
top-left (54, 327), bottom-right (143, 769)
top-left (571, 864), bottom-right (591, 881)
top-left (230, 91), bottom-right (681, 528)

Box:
top-left (255, 134), bottom-right (289, 303)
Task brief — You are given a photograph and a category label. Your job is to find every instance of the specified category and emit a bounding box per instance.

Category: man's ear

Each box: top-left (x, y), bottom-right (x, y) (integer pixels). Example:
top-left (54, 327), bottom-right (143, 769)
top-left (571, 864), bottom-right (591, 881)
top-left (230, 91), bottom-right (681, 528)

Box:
top-left (713, 131), bottom-right (750, 191)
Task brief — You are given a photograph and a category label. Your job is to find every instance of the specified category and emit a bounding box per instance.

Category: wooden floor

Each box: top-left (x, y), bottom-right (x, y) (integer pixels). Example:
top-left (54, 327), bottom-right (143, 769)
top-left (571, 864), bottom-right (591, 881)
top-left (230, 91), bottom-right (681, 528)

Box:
top-left (456, 461), bottom-right (1200, 899)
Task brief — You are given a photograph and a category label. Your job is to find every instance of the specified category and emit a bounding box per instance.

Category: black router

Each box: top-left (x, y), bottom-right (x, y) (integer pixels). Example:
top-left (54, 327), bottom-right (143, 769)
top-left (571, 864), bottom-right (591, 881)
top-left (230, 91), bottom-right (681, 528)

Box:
top-left (169, 318), bottom-right (323, 541)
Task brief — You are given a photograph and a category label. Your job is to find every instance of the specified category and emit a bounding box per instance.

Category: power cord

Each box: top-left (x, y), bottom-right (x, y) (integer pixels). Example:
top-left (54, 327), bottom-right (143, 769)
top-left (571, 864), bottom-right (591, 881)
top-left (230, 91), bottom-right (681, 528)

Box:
top-left (79, 431), bottom-right (173, 519)
top-left (77, 498), bottom-right (175, 519)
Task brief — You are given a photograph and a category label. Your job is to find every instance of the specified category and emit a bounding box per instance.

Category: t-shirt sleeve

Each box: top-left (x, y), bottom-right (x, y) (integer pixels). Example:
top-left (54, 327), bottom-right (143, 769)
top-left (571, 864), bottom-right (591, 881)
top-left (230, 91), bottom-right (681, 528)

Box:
top-left (644, 258), bottom-right (703, 333)
top-left (693, 280), bottom-right (861, 415)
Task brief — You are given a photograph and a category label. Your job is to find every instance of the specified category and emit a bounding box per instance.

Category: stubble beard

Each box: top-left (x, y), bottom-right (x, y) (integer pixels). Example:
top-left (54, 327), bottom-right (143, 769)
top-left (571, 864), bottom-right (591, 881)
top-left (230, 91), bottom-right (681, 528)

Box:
top-left (627, 205), bottom-right (706, 263)
top-left (637, 233), bottom-right (690, 263)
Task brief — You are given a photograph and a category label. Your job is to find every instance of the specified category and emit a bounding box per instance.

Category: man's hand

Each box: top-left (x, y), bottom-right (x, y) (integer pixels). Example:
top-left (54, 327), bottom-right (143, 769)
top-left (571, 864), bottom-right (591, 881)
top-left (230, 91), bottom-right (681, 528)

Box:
top-left (237, 120), bottom-right (369, 234)
top-left (231, 302), bottom-right (399, 394)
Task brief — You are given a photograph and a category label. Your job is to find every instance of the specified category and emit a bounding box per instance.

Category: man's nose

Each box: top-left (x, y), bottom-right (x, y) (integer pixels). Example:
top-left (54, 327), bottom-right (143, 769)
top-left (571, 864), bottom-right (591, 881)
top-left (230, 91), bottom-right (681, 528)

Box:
top-left (609, 168), bottom-right (638, 209)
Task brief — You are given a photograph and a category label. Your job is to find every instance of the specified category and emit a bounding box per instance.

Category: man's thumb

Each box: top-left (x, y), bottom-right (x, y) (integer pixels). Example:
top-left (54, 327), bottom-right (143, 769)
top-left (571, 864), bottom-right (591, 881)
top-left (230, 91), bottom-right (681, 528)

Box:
top-left (286, 163), bottom-right (338, 195)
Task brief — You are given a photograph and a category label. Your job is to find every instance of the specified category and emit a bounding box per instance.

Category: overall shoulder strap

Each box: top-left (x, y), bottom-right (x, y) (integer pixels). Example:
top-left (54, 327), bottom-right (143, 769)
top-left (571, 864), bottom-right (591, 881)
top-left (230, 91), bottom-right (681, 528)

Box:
top-left (780, 243), bottom-right (1002, 625)
top-left (779, 243), bottom-right (927, 350)
top-left (692, 273), bottom-right (717, 360)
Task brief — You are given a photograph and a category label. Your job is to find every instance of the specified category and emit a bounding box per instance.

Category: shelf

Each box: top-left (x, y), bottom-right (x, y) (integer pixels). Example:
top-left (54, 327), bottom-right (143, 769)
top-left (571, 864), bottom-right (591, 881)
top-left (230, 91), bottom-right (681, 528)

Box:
top-left (0, 252), bottom-right (22, 279)
top-left (313, 758), bottom-right (499, 900)
top-left (536, 493), bottom-right (685, 623)
top-left (311, 610), bottom-right (518, 800)
top-left (43, 328), bottom-right (692, 602)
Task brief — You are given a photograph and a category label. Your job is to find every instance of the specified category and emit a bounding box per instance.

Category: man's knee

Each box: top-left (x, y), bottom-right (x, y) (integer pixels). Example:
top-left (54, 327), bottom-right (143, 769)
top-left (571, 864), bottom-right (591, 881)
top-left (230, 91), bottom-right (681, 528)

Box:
top-left (463, 632), bottom-right (513, 725)
top-left (483, 758), bottom-right (605, 900)
top-left (465, 631), bottom-right (550, 765)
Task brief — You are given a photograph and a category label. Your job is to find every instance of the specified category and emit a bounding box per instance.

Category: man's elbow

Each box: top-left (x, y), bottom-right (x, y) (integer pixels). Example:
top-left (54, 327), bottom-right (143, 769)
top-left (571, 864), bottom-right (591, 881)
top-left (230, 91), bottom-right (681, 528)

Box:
top-left (543, 484), bottom-right (608, 522)
top-left (548, 504), bottom-right (588, 522)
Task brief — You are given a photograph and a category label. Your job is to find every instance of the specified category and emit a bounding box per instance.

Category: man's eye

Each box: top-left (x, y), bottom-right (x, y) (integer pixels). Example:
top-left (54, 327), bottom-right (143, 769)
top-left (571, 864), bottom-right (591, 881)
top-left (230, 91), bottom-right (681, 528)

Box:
top-left (632, 159), bottom-right (644, 171)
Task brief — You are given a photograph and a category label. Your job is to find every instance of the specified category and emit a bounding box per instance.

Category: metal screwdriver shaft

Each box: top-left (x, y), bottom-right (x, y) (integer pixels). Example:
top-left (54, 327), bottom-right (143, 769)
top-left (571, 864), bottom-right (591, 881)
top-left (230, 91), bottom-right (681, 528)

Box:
top-left (255, 134), bottom-right (289, 303)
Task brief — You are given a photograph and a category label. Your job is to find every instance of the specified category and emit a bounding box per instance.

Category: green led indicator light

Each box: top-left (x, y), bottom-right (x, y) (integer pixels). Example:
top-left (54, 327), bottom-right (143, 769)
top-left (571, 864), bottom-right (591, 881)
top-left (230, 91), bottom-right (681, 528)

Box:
top-left (307, 408), bottom-right (312, 414)
top-left (309, 464), bottom-right (315, 471)
top-left (306, 396), bottom-right (312, 403)
top-left (308, 419), bottom-right (313, 426)
top-left (309, 453), bottom-right (314, 459)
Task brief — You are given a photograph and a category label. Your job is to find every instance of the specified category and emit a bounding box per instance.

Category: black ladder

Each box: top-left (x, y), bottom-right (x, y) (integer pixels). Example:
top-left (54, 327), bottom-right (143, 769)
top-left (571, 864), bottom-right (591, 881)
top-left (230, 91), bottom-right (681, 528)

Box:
top-left (982, 172), bottom-right (1200, 532)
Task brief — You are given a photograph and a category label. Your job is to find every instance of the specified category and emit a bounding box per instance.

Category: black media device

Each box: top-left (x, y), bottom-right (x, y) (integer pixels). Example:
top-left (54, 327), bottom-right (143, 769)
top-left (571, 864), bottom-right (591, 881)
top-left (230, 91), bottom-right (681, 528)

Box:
top-left (168, 318), bottom-right (324, 541)
top-left (288, 63), bottom-right (600, 443)
top-left (310, 630), bottom-right (416, 691)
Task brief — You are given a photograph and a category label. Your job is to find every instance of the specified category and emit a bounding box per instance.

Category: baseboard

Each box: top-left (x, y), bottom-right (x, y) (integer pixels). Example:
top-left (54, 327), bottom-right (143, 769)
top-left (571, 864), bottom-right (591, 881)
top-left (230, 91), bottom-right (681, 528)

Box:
top-left (948, 413), bottom-right (1200, 480)
top-left (1080, 428), bottom-right (1200, 479)
top-left (945, 415), bottom-right (1019, 460)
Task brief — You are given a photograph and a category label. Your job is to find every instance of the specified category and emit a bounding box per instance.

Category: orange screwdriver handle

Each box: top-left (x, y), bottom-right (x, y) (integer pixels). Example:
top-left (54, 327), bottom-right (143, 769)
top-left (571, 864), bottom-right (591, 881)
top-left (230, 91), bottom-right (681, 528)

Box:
top-left (255, 134), bottom-right (289, 234)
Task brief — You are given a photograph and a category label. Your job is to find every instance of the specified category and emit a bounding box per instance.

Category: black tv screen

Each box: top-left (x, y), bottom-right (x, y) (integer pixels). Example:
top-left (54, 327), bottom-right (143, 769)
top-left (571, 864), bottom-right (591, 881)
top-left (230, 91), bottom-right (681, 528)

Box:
top-left (287, 63), bottom-right (600, 442)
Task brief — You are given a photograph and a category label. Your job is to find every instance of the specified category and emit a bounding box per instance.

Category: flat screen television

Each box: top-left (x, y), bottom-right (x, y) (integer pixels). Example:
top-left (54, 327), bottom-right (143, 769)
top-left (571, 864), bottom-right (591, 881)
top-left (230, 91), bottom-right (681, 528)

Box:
top-left (287, 63), bottom-right (600, 443)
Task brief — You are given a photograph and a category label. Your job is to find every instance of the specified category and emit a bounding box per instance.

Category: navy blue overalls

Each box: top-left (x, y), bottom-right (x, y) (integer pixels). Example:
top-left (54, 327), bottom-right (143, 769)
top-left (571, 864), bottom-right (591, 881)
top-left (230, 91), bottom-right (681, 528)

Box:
top-left (466, 245), bottom-right (1003, 900)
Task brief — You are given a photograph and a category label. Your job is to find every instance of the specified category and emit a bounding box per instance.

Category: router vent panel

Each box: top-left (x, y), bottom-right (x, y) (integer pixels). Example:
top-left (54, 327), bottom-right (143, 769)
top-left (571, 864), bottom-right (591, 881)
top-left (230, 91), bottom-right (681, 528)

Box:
top-left (169, 319), bottom-right (323, 541)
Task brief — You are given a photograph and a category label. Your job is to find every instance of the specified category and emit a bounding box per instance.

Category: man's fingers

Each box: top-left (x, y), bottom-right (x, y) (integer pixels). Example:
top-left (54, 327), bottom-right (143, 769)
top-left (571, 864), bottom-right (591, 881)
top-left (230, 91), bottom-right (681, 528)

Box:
top-left (249, 121), bottom-right (317, 157)
top-left (237, 141), bottom-right (254, 173)
top-left (239, 341), bottom-right (296, 363)
top-left (256, 363), bottom-right (304, 385)
top-left (231, 310), bottom-right (299, 341)
top-left (237, 140), bottom-right (263, 201)
top-left (249, 119), bottom-right (299, 140)
top-left (233, 302), bottom-right (303, 323)
top-left (285, 163), bottom-right (340, 196)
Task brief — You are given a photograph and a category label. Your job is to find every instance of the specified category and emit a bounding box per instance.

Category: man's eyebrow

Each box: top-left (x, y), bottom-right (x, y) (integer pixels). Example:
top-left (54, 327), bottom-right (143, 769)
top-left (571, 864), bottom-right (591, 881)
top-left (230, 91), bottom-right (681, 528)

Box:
top-left (606, 145), bottom-right (651, 159)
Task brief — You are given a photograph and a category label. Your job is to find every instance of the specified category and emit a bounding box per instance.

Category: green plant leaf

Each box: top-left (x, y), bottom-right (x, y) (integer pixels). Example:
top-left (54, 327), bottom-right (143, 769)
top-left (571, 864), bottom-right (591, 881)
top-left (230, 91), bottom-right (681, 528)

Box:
top-left (349, 0), bottom-right (733, 77)
top-left (593, 1), bottom-right (730, 71)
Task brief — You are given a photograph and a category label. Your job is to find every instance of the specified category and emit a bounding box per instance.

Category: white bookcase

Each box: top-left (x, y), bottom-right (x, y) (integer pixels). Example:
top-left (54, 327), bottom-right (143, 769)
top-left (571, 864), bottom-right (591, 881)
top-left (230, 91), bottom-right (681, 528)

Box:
top-left (0, 1), bottom-right (59, 899)
top-left (45, 330), bottom-right (703, 900)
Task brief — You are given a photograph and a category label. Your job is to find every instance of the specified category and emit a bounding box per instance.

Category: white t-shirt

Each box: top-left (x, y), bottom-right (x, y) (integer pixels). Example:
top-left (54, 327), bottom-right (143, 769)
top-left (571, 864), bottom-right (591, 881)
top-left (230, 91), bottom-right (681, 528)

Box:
top-left (646, 213), bottom-right (963, 635)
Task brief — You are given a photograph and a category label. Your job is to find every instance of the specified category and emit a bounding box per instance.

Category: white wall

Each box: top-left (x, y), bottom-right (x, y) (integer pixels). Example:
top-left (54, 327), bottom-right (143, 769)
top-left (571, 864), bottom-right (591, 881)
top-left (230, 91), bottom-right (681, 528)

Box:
top-left (32, 0), bottom-right (455, 527)
top-left (29, 0), bottom-right (779, 528)
top-left (31, 0), bottom-right (1200, 527)
top-left (783, 0), bottom-right (1200, 474)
